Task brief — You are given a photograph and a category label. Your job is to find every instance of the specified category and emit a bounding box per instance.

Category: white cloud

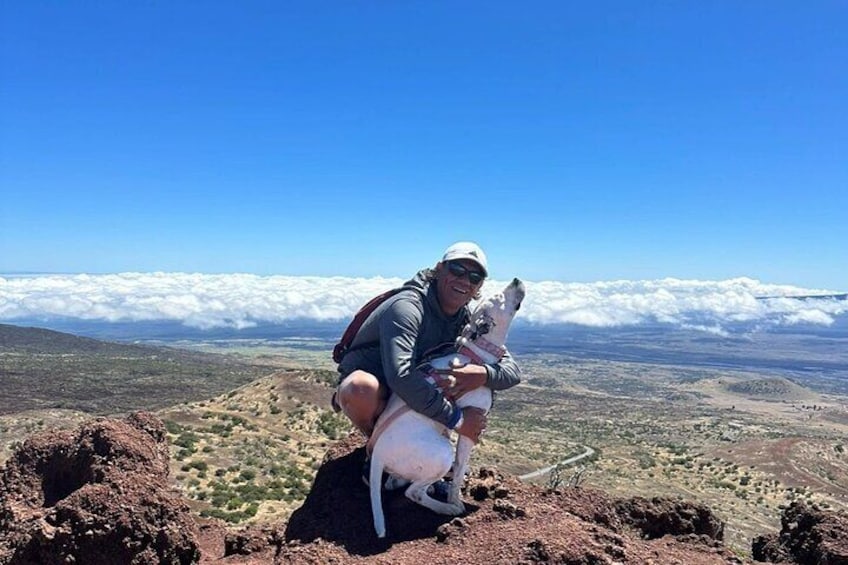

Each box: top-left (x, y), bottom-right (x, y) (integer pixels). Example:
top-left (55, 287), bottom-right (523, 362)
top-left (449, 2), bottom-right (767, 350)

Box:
top-left (782, 309), bottom-right (835, 326)
top-left (0, 273), bottom-right (845, 332)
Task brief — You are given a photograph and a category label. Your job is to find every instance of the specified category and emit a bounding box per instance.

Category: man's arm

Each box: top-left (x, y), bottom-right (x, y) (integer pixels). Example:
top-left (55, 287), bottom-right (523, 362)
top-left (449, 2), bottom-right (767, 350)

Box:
top-left (448, 349), bottom-right (521, 398)
top-left (483, 349), bottom-right (521, 390)
top-left (379, 297), bottom-right (456, 426)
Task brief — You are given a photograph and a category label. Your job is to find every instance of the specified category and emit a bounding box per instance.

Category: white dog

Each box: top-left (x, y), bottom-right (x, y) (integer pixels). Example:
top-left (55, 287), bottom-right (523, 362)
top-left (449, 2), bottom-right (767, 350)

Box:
top-left (368, 278), bottom-right (525, 538)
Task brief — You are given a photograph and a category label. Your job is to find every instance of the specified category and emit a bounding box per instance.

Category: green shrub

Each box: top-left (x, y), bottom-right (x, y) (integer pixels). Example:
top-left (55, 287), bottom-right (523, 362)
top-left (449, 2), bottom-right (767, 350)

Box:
top-left (164, 420), bottom-right (183, 434)
top-left (189, 460), bottom-right (208, 472)
top-left (173, 431), bottom-right (200, 449)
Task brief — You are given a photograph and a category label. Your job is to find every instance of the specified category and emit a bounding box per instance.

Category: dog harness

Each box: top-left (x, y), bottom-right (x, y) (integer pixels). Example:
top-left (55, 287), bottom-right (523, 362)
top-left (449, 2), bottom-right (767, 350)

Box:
top-left (456, 335), bottom-right (506, 365)
top-left (366, 370), bottom-right (455, 455)
top-left (365, 337), bottom-right (506, 456)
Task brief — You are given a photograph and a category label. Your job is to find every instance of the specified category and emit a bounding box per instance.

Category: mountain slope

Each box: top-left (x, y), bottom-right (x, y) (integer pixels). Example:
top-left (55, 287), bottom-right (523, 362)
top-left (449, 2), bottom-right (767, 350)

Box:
top-left (0, 323), bottom-right (269, 415)
top-left (1, 323), bottom-right (155, 354)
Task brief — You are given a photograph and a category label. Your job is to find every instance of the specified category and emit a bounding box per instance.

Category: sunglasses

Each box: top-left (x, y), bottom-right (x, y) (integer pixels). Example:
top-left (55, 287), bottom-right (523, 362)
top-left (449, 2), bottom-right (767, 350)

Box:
top-left (446, 260), bottom-right (486, 285)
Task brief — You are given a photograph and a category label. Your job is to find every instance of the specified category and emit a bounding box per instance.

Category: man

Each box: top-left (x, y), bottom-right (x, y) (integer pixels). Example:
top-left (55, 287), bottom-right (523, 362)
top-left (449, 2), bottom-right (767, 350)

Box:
top-left (333, 242), bottom-right (522, 445)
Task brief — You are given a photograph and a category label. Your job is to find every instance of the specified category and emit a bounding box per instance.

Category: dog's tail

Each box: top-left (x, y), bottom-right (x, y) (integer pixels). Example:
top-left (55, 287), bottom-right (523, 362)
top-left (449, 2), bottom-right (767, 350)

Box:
top-left (370, 454), bottom-right (387, 538)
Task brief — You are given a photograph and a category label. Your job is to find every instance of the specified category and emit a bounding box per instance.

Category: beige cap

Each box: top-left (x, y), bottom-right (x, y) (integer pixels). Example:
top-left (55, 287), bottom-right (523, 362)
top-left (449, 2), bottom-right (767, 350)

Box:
top-left (441, 241), bottom-right (488, 276)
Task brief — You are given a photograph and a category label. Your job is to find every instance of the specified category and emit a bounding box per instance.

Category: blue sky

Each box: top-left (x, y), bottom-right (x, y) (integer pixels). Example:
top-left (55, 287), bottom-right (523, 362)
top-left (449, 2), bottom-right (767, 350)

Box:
top-left (1, 2), bottom-right (846, 289)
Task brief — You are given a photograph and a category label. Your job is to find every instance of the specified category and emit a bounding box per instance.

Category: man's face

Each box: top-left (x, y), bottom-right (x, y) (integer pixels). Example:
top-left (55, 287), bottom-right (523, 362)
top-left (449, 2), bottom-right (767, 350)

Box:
top-left (435, 259), bottom-right (486, 315)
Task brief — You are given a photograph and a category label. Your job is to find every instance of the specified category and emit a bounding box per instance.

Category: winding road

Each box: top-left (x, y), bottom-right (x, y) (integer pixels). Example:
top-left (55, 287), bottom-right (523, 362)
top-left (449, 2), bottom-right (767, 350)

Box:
top-left (518, 446), bottom-right (596, 481)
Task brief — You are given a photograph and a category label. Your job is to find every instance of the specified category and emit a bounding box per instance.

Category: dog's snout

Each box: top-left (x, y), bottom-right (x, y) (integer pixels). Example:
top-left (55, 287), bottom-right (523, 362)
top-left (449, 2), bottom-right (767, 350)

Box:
top-left (510, 278), bottom-right (526, 300)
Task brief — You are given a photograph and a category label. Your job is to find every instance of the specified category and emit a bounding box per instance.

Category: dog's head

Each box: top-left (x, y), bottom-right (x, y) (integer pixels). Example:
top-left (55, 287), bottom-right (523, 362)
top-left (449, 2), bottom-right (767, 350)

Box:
top-left (461, 278), bottom-right (525, 347)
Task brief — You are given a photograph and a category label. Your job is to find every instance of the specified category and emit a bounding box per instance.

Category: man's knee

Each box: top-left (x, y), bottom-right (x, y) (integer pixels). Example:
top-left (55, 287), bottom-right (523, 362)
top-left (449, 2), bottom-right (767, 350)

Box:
top-left (338, 371), bottom-right (385, 413)
top-left (339, 371), bottom-right (379, 400)
top-left (336, 371), bottom-right (386, 434)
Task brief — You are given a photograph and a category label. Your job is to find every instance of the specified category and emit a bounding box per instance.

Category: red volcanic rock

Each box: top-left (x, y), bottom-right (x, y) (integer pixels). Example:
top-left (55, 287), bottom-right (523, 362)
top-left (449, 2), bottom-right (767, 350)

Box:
top-left (3, 414), bottom-right (848, 564)
top-left (615, 496), bottom-right (725, 540)
top-left (0, 412), bottom-right (199, 565)
top-left (281, 435), bottom-right (742, 564)
top-left (752, 501), bottom-right (848, 564)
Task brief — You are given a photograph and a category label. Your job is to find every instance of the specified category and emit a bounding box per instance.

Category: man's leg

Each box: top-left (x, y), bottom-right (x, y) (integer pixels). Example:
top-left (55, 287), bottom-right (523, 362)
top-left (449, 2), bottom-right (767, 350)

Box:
top-left (336, 370), bottom-right (387, 437)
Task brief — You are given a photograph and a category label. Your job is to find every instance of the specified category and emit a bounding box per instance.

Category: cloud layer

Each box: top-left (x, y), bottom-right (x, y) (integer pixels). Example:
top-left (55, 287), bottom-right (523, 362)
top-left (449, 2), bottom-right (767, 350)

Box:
top-left (1, 273), bottom-right (845, 333)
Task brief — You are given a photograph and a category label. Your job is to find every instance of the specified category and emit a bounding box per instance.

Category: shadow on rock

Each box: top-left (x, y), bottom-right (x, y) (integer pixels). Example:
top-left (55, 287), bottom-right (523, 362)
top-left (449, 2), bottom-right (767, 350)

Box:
top-left (284, 434), bottom-right (476, 555)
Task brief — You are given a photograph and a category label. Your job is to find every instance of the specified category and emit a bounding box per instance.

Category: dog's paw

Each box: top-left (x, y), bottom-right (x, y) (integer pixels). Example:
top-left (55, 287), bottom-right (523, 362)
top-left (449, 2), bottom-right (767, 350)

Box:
top-left (447, 486), bottom-right (464, 508)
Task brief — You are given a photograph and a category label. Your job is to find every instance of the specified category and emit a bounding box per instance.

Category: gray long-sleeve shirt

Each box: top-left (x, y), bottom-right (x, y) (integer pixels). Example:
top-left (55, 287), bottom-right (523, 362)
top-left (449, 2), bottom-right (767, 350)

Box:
top-left (337, 269), bottom-right (522, 426)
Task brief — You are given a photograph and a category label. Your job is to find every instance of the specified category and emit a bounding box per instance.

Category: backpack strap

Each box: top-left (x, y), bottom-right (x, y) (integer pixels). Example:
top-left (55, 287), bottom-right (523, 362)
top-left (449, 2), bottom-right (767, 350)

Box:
top-left (332, 287), bottom-right (412, 363)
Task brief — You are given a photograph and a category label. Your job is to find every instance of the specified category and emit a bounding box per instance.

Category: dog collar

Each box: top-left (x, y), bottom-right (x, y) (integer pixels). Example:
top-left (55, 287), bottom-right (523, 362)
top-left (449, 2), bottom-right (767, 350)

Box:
top-left (457, 343), bottom-right (485, 364)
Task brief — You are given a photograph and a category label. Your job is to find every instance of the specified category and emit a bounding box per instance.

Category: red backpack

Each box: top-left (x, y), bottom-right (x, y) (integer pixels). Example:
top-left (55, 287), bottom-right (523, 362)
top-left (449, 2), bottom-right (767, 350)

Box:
top-left (332, 287), bottom-right (408, 363)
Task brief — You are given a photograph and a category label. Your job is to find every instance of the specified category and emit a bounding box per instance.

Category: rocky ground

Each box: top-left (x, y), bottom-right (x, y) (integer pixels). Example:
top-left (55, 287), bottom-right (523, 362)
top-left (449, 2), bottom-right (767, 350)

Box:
top-left (1, 413), bottom-right (846, 564)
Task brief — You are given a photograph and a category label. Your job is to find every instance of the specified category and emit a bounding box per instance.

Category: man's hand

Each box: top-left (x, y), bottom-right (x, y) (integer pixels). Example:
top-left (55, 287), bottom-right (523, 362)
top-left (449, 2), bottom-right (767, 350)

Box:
top-left (448, 360), bottom-right (488, 398)
top-left (456, 406), bottom-right (487, 442)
